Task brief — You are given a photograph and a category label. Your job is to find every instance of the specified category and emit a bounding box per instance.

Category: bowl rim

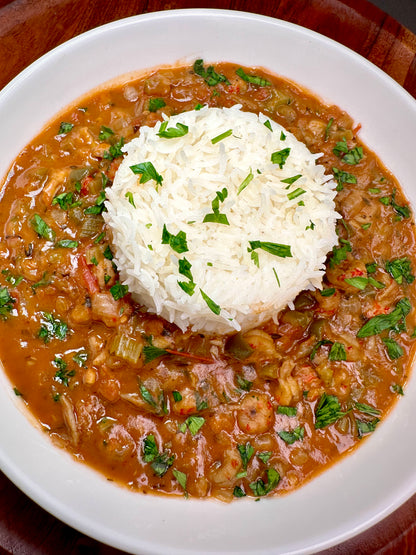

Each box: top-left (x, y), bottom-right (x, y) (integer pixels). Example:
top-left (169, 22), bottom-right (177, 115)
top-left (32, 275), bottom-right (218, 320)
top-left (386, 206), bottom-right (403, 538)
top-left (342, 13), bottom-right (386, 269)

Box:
top-left (1, 8), bottom-right (416, 555)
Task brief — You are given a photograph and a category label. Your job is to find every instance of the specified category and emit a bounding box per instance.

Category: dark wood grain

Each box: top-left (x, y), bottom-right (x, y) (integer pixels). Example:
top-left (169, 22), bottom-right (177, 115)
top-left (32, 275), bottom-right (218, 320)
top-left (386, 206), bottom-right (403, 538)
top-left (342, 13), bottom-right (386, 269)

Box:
top-left (1, 1), bottom-right (416, 553)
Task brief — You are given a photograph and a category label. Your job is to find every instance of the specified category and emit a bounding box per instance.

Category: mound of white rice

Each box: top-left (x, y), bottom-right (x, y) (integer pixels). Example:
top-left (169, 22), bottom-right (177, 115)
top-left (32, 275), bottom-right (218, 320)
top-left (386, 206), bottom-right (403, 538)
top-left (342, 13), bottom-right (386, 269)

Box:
top-left (104, 105), bottom-right (340, 333)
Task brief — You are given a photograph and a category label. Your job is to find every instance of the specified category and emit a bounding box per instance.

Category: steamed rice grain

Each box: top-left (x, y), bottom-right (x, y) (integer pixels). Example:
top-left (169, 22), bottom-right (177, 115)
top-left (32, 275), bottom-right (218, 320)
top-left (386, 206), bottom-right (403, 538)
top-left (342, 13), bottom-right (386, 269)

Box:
top-left (104, 105), bottom-right (340, 333)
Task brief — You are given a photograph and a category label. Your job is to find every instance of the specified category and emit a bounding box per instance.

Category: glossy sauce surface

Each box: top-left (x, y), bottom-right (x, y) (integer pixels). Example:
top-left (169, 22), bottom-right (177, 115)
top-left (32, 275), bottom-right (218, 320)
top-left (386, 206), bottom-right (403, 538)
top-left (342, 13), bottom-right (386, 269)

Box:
top-left (0, 62), bottom-right (415, 501)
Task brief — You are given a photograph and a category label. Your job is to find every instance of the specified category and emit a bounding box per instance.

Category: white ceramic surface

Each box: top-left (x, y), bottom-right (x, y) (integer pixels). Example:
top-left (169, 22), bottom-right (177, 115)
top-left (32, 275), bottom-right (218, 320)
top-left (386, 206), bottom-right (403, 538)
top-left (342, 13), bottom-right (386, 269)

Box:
top-left (1, 9), bottom-right (416, 555)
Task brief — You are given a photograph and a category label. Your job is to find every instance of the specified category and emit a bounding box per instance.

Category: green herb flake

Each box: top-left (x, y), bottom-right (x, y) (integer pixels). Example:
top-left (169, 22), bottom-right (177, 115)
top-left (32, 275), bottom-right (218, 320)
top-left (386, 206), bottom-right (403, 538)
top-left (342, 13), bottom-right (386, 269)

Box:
top-left (368, 187), bottom-right (381, 194)
top-left (157, 121), bottom-right (188, 139)
top-left (181, 415), bottom-right (205, 436)
top-left (52, 192), bottom-right (76, 210)
top-left (263, 120), bottom-right (273, 132)
top-left (130, 161), bottom-right (163, 188)
top-left (237, 442), bottom-right (254, 470)
top-left (281, 174), bottom-right (302, 185)
top-left (356, 418), bottom-right (379, 438)
top-left (321, 288), bottom-right (336, 297)
top-left (382, 337), bottom-right (404, 360)
top-left (149, 98), bottom-right (166, 112)
top-left (385, 257), bottom-right (415, 285)
top-left (38, 312), bottom-right (68, 343)
top-left (30, 214), bottom-right (56, 242)
top-left (271, 148), bottom-right (291, 168)
top-left (143, 345), bottom-right (169, 364)
top-left (280, 131), bottom-right (286, 141)
top-left (142, 434), bottom-right (174, 477)
top-left (237, 171), bottom-right (254, 195)
top-left (193, 59), bottom-right (230, 87)
top-left (333, 138), bottom-right (363, 165)
top-left (357, 297), bottom-right (411, 338)
top-left (235, 67), bottom-right (271, 87)
top-left (314, 393), bottom-right (346, 429)
top-left (344, 276), bottom-right (369, 290)
top-left (277, 405), bottom-right (297, 416)
top-left (110, 281), bottom-right (129, 301)
top-left (332, 167), bottom-right (357, 191)
top-left (178, 280), bottom-right (196, 296)
top-left (324, 118), bottom-right (334, 141)
top-left (233, 485), bottom-right (246, 498)
top-left (103, 137), bottom-right (125, 161)
top-left (54, 239), bottom-right (79, 249)
top-left (98, 125), bottom-right (114, 141)
top-left (0, 287), bottom-right (15, 317)
top-left (172, 468), bottom-right (188, 496)
top-left (257, 451), bottom-right (272, 464)
top-left (13, 387), bottom-right (23, 397)
top-left (172, 391), bottom-right (182, 402)
top-left (2, 270), bottom-right (23, 287)
top-left (162, 224), bottom-right (189, 253)
top-left (236, 374), bottom-right (253, 392)
top-left (328, 342), bottom-right (347, 361)
top-left (203, 188), bottom-right (230, 225)
top-left (249, 240), bottom-right (292, 259)
top-left (249, 468), bottom-right (280, 497)
top-left (329, 239), bottom-right (352, 268)
top-left (211, 129), bottom-right (233, 145)
top-left (125, 191), bottom-right (136, 208)
top-left (391, 383), bottom-right (404, 395)
top-left (287, 188), bottom-right (306, 201)
top-left (200, 289), bottom-right (221, 315)
top-left (58, 122), bottom-right (74, 134)
top-left (272, 267), bottom-right (280, 286)
top-left (278, 426), bottom-right (305, 445)
top-left (354, 402), bottom-right (381, 417)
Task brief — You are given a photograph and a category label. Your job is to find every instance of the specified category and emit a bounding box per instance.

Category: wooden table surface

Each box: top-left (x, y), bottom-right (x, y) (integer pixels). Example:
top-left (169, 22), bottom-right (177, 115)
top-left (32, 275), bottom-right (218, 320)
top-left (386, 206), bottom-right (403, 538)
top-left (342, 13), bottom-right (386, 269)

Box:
top-left (1, 0), bottom-right (416, 553)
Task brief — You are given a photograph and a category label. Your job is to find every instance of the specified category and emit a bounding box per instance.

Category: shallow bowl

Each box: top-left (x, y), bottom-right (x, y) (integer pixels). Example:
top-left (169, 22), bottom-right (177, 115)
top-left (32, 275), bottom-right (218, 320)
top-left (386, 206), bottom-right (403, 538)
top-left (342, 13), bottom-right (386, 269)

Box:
top-left (1, 8), bottom-right (416, 555)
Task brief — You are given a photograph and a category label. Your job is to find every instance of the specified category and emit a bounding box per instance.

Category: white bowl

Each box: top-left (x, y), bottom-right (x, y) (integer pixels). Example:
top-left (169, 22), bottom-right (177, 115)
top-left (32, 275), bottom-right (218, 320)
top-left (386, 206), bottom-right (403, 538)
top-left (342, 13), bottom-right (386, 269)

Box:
top-left (1, 9), bottom-right (416, 555)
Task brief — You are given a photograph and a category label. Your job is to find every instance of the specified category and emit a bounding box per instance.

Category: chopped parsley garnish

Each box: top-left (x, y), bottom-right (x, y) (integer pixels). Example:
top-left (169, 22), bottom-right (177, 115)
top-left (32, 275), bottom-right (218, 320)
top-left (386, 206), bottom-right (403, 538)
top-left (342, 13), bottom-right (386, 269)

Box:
top-left (103, 137), bottom-right (125, 160)
top-left (203, 188), bottom-right (230, 225)
top-left (130, 161), bottom-right (163, 188)
top-left (324, 118), bottom-right (334, 141)
top-left (178, 280), bottom-right (196, 296)
top-left (211, 129), bottom-right (232, 145)
top-left (380, 189), bottom-right (411, 219)
top-left (162, 224), bottom-right (188, 253)
top-left (13, 387), bottom-right (22, 397)
top-left (357, 297), bottom-right (411, 338)
top-left (31, 214), bottom-right (55, 241)
top-left (344, 276), bottom-right (385, 290)
top-left (280, 131), bottom-right (286, 141)
top-left (257, 452), bottom-right (272, 464)
top-left (143, 345), bottom-right (169, 364)
top-left (200, 289), bottom-right (221, 315)
top-left (235, 67), bottom-right (271, 87)
top-left (172, 469), bottom-right (188, 496)
top-left (236, 374), bottom-right (253, 392)
top-left (355, 402), bottom-right (381, 417)
top-left (391, 383), bottom-right (404, 395)
top-left (385, 257), bottom-right (414, 284)
top-left (237, 170), bottom-right (254, 195)
top-left (178, 257), bottom-right (193, 281)
top-left (53, 359), bottom-right (75, 386)
top-left (52, 191), bottom-right (79, 210)
top-left (328, 342), bottom-right (347, 361)
top-left (278, 426), bottom-right (305, 444)
top-left (356, 418), bottom-right (379, 438)
top-left (149, 98), bottom-right (166, 112)
top-left (103, 245), bottom-right (113, 260)
top-left (310, 339), bottom-right (333, 360)
top-left (329, 238), bottom-right (352, 268)
top-left (125, 191), bottom-right (136, 208)
top-left (38, 312), bottom-right (68, 343)
top-left (333, 138), bottom-right (363, 165)
top-left (0, 287), bottom-right (15, 317)
top-left (139, 383), bottom-right (159, 410)
top-left (179, 415), bottom-right (205, 436)
top-left (172, 391), bottom-right (182, 402)
top-left (142, 434), bottom-right (174, 477)
top-left (73, 351), bottom-right (88, 367)
top-left (273, 267), bottom-right (280, 286)
top-left (248, 240), bottom-right (292, 259)
top-left (98, 125), bottom-right (114, 141)
top-left (281, 174), bottom-right (302, 185)
top-left (287, 188), bottom-right (306, 201)
top-left (2, 270), bottom-right (23, 287)
top-left (314, 393), bottom-right (346, 429)
top-left (54, 239), bottom-right (79, 249)
top-left (84, 189), bottom-right (107, 215)
top-left (157, 121), bottom-right (188, 139)
top-left (277, 405), bottom-right (297, 416)
top-left (249, 468), bottom-right (280, 497)
top-left (237, 442), bottom-right (254, 470)
top-left (332, 167), bottom-right (357, 191)
top-left (58, 122), bottom-right (73, 134)
top-left (193, 59), bottom-right (230, 86)
top-left (382, 337), bottom-right (404, 360)
top-left (233, 485), bottom-right (246, 498)
top-left (263, 119), bottom-right (273, 132)
top-left (321, 288), bottom-right (336, 297)
top-left (271, 148), bottom-right (290, 168)
top-left (110, 281), bottom-right (129, 301)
